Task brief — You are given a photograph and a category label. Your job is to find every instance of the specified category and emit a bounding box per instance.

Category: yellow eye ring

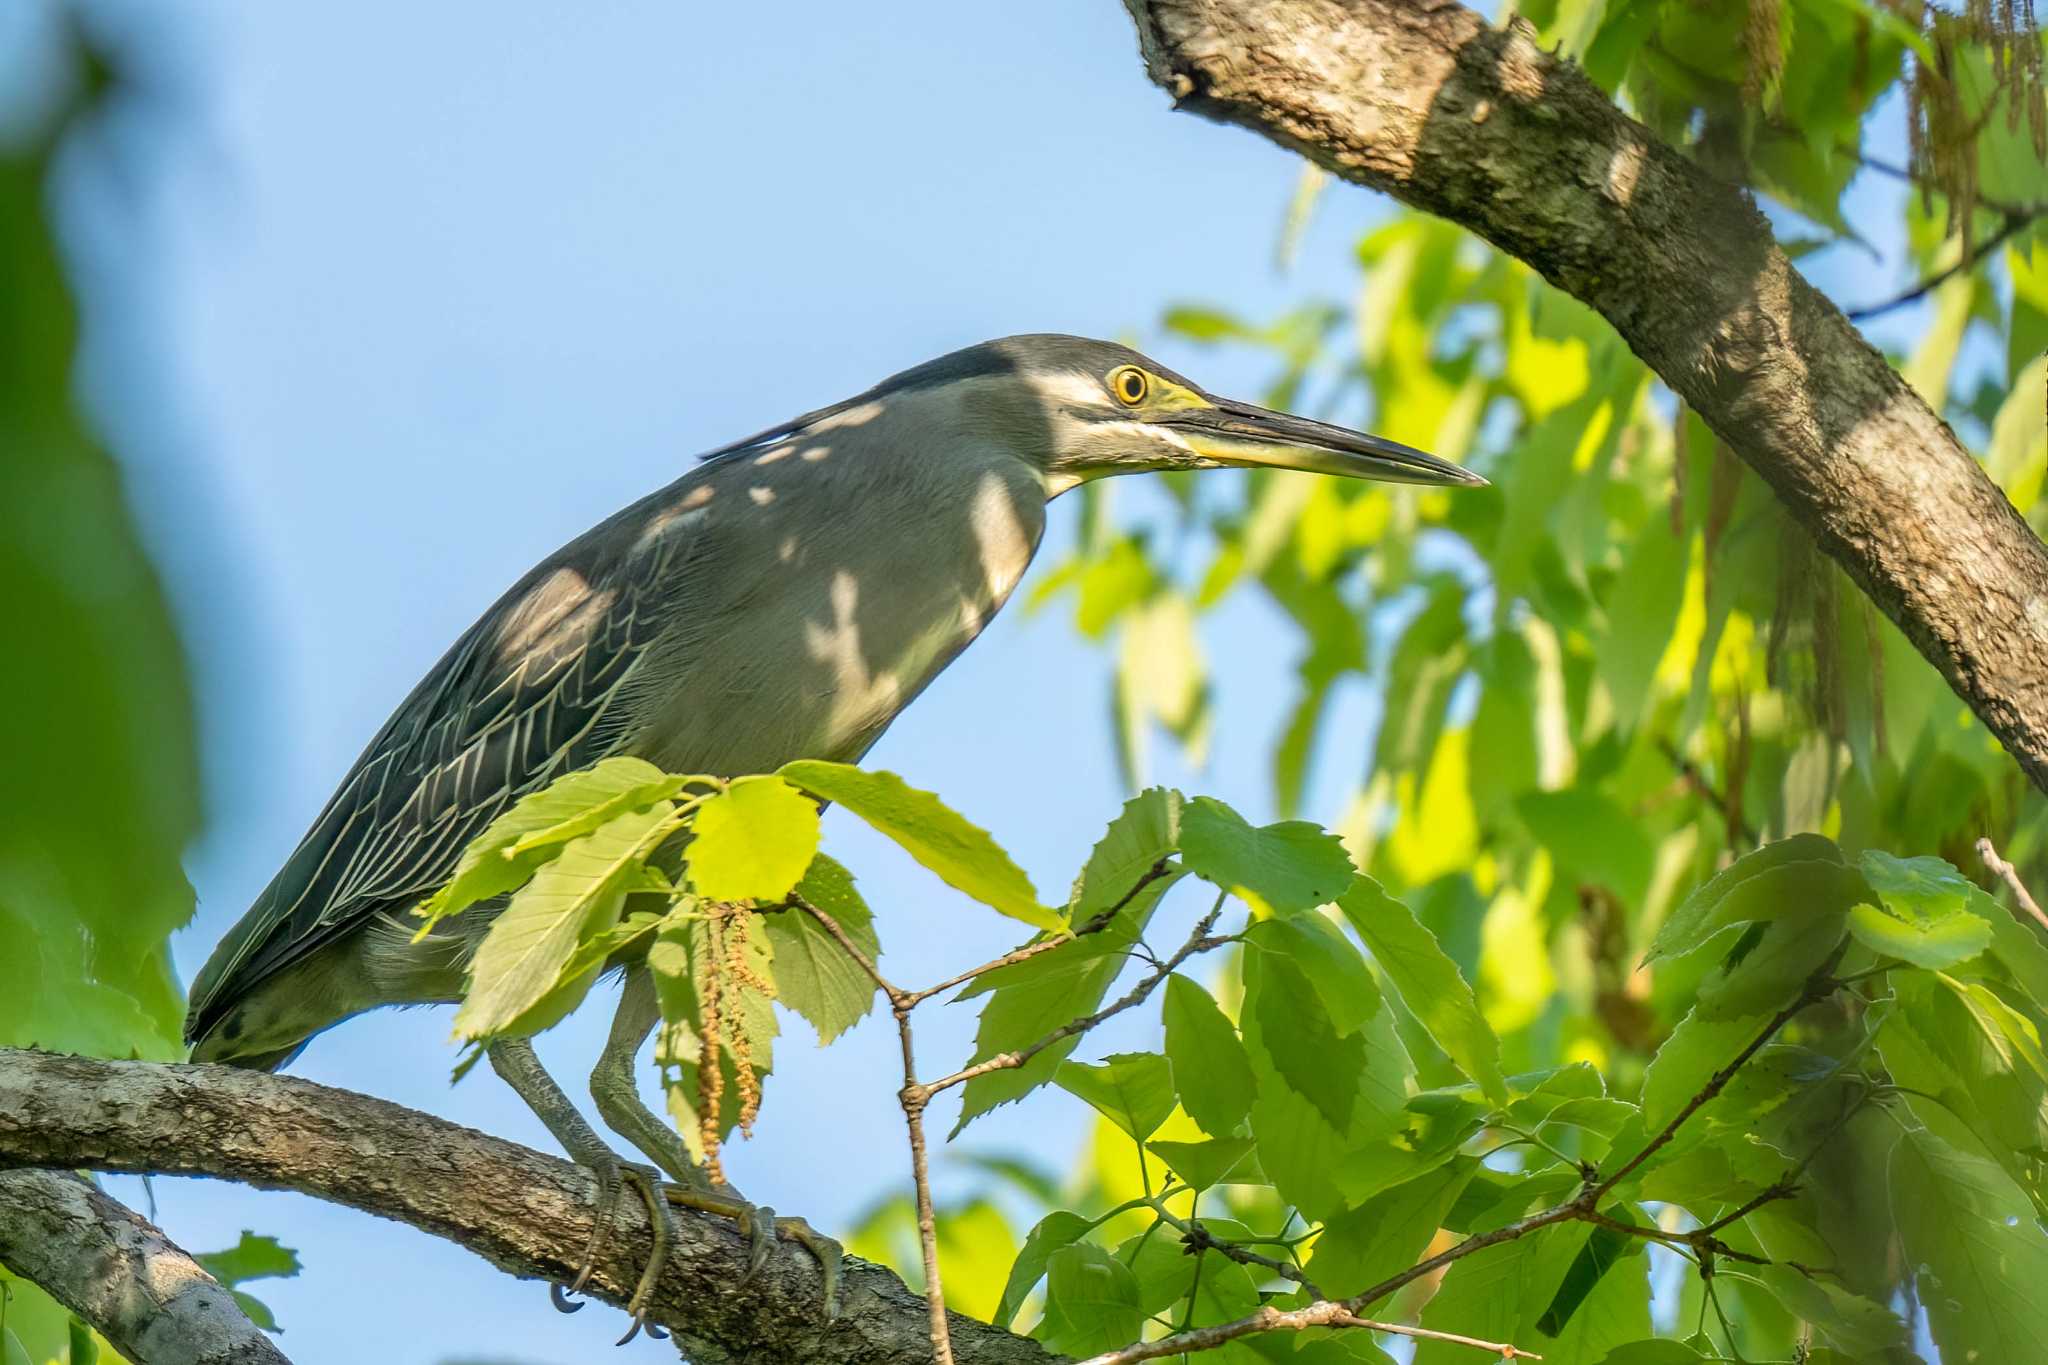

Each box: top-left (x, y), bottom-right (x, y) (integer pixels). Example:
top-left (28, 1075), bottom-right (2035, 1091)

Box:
top-left (1110, 366), bottom-right (1149, 406)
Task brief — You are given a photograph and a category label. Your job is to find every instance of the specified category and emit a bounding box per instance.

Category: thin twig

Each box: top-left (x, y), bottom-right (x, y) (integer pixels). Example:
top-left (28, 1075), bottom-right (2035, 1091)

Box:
top-left (1978, 836), bottom-right (2048, 935)
top-left (921, 895), bottom-right (1233, 1096)
top-left (899, 859), bottom-right (1176, 1008)
top-left (1155, 1209), bottom-right (1325, 1299)
top-left (797, 859), bottom-right (1188, 1365)
top-left (1071, 1297), bottom-right (1541, 1363)
top-left (891, 1000), bottom-right (952, 1365)
top-left (1655, 739), bottom-right (1758, 846)
top-left (1846, 212), bottom-right (2032, 320)
top-left (1587, 942), bottom-right (1847, 1202)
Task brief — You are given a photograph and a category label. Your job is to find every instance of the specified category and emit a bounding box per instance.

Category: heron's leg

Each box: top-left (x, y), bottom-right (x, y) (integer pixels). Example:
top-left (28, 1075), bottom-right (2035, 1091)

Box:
top-left (487, 1037), bottom-right (673, 1342)
top-left (589, 966), bottom-right (844, 1318)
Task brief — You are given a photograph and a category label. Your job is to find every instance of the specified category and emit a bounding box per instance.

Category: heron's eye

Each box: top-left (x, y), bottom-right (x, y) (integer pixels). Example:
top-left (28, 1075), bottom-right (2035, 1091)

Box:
top-left (1111, 367), bottom-right (1150, 406)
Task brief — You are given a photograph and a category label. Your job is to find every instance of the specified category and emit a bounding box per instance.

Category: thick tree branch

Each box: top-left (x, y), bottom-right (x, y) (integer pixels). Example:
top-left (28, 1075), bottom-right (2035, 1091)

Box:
top-left (0, 1169), bottom-right (290, 1365)
top-left (1121, 0), bottom-right (2048, 793)
top-left (0, 1049), bottom-right (1055, 1365)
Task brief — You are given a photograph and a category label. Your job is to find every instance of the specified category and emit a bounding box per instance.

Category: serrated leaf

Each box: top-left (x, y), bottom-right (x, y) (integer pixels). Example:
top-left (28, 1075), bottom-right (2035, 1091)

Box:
top-left (416, 757), bottom-right (684, 928)
top-left (1162, 976), bottom-right (1256, 1138)
top-left (453, 802), bottom-right (677, 1041)
top-left (1246, 914), bottom-right (1380, 1035)
top-left (953, 874), bottom-right (1176, 1133)
top-left (1309, 1157), bottom-right (1477, 1302)
top-left (1252, 953), bottom-right (1365, 1131)
top-left (685, 775), bottom-right (819, 902)
top-left (779, 760), bottom-right (1057, 929)
top-left (1179, 796), bottom-right (1356, 914)
top-left (1145, 1136), bottom-right (1258, 1191)
top-left (1887, 1111), bottom-right (2048, 1364)
top-left (1640, 1005), bottom-right (1770, 1129)
top-left (1591, 1344), bottom-right (1706, 1364)
top-left (1537, 1217), bottom-right (1640, 1336)
top-left (1055, 1052), bottom-right (1177, 1141)
top-left (1847, 897), bottom-right (1992, 970)
top-left (1067, 787), bottom-right (1181, 920)
top-left (1339, 876), bottom-right (1507, 1103)
top-left (997, 1210), bottom-right (1093, 1328)
top-left (1646, 840), bottom-right (1866, 962)
top-left (1037, 1244), bottom-right (1144, 1356)
top-left (1694, 909), bottom-right (1844, 1019)
top-left (760, 854), bottom-right (878, 1044)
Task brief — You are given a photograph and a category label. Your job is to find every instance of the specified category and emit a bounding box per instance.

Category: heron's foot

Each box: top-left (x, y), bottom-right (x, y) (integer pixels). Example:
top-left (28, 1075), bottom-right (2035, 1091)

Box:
top-left (555, 1156), bottom-right (676, 1345)
top-left (664, 1183), bottom-right (844, 1320)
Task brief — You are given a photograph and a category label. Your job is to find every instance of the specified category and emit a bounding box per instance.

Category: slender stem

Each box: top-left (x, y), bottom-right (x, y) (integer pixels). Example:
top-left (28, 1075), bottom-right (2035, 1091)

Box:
top-left (892, 1000), bottom-right (952, 1365)
top-left (1846, 213), bottom-right (2031, 321)
top-left (1978, 836), bottom-right (2048, 935)
top-left (899, 859), bottom-right (1176, 1008)
top-left (1071, 1297), bottom-right (1542, 1363)
top-left (1588, 944), bottom-right (1846, 1202)
top-left (1151, 1204), bottom-right (1326, 1299)
top-left (922, 898), bottom-right (1232, 1096)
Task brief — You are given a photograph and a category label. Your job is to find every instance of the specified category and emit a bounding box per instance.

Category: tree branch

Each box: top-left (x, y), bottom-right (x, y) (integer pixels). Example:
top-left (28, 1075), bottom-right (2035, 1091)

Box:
top-left (0, 1048), bottom-right (1055, 1365)
top-left (0, 1169), bottom-right (290, 1365)
top-left (1120, 0), bottom-right (2048, 795)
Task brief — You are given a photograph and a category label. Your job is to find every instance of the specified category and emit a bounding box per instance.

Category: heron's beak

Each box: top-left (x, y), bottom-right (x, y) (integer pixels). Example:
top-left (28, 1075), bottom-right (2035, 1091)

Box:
top-left (1160, 398), bottom-right (1486, 488)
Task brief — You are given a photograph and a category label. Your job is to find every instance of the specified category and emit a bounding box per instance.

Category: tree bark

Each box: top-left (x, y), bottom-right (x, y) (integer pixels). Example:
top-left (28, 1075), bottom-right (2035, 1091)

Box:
top-left (0, 1049), bottom-right (1056, 1365)
top-left (1121, 0), bottom-right (2048, 791)
top-left (0, 1169), bottom-right (291, 1365)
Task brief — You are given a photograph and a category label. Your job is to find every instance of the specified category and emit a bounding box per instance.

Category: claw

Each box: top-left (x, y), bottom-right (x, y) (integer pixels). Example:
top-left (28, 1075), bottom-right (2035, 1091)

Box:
top-left (550, 1282), bottom-right (585, 1314)
top-left (660, 1185), bottom-right (844, 1321)
top-left (614, 1163), bottom-right (675, 1345)
top-left (774, 1214), bottom-right (845, 1321)
top-left (738, 1202), bottom-right (777, 1286)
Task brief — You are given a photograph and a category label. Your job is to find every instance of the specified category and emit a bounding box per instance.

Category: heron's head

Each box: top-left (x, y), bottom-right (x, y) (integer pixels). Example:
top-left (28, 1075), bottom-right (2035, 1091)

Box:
top-left (918, 334), bottom-right (1485, 495)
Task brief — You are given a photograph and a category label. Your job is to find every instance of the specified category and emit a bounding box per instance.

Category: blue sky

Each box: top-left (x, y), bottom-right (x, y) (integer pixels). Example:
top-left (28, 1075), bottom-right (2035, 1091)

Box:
top-left (15, 2), bottom-right (1934, 1360)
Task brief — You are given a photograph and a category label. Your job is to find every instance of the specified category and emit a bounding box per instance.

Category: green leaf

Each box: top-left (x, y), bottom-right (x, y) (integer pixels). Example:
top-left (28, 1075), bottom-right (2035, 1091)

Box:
top-left (1055, 1052), bottom-right (1177, 1141)
top-left (1593, 518), bottom-right (1687, 731)
top-left (1308, 1157), bottom-right (1477, 1302)
top-left (778, 761), bottom-right (1057, 930)
top-left (1179, 796), bottom-right (1356, 914)
top-left (1737, 1265), bottom-right (1904, 1357)
top-left (996, 1210), bottom-right (1093, 1329)
top-left (1645, 838), bottom-right (1866, 962)
top-left (1252, 953), bottom-right (1365, 1131)
top-left (1516, 788), bottom-right (1656, 907)
top-left (1066, 787), bottom-right (1181, 921)
top-left (1037, 1243), bottom-right (1144, 1356)
top-left (685, 775), bottom-right (819, 902)
top-left (1338, 876), bottom-right (1507, 1103)
top-left (1162, 976), bottom-right (1256, 1138)
top-left (1858, 849), bottom-right (1976, 920)
top-left (1693, 909), bottom-right (1845, 1019)
top-left (1887, 1111), bottom-right (2048, 1364)
top-left (1145, 1136), bottom-right (1258, 1190)
top-left (415, 757), bottom-right (684, 928)
top-left (1249, 1082), bottom-right (1351, 1222)
top-left (1536, 1217), bottom-right (1640, 1336)
top-left (195, 1232), bottom-right (301, 1287)
top-left (1640, 1005), bottom-right (1770, 1129)
top-left (1590, 1344), bottom-right (1706, 1365)
top-left (759, 854), bottom-right (879, 1044)
top-left (1245, 914), bottom-right (1381, 1035)
top-left (1846, 897), bottom-right (1992, 970)
top-left (953, 872), bottom-right (1176, 1133)
top-left (453, 802), bottom-right (677, 1041)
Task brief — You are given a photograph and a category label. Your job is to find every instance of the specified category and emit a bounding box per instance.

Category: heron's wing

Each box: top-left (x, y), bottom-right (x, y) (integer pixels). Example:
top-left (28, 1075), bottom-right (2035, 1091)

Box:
top-left (185, 508), bottom-right (695, 1041)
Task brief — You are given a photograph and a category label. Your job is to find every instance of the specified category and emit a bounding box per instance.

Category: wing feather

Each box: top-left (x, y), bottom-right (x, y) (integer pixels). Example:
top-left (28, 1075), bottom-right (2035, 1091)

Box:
top-left (185, 503), bottom-right (696, 1042)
